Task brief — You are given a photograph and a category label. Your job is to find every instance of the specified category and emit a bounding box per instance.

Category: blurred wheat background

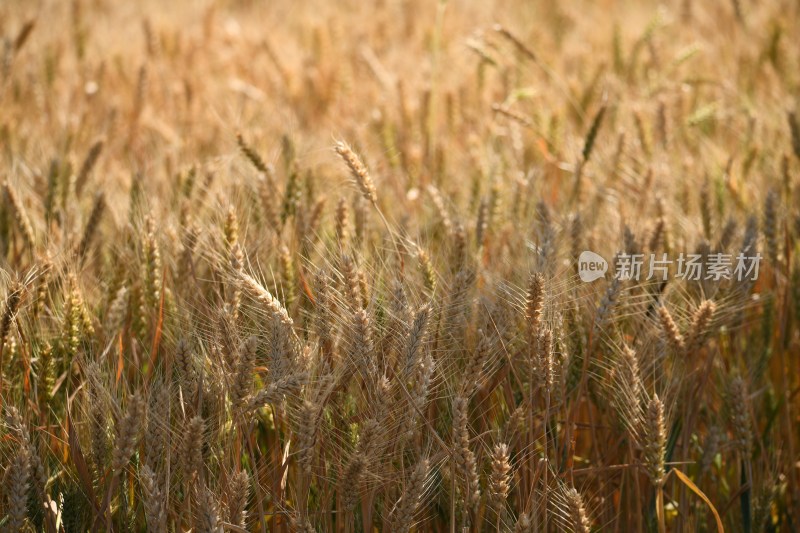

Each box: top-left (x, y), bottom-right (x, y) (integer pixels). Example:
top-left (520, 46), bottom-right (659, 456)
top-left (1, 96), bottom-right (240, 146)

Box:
top-left (1, 0), bottom-right (799, 531)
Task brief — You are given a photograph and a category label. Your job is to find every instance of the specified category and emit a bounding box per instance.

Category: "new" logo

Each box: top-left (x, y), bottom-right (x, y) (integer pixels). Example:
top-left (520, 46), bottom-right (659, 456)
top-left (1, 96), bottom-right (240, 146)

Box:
top-left (578, 251), bottom-right (608, 282)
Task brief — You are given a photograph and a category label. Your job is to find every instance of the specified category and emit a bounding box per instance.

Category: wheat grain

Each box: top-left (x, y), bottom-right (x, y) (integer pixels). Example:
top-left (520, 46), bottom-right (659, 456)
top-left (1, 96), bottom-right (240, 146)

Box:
top-left (392, 457), bottom-right (429, 533)
top-left (489, 443), bottom-right (511, 511)
top-left (112, 393), bottom-right (145, 473)
top-left (140, 464), bottom-right (167, 533)
top-left (4, 182), bottom-right (35, 250)
top-left (684, 299), bottom-right (716, 354)
top-left (565, 487), bottom-right (591, 533)
top-left (226, 470), bottom-right (250, 528)
top-left (643, 394), bottom-right (666, 486)
top-left (729, 377), bottom-right (753, 455)
top-left (6, 443), bottom-right (31, 532)
top-left (657, 304), bottom-right (685, 352)
top-left (335, 141), bottom-right (377, 204)
top-left (181, 415), bottom-right (205, 481)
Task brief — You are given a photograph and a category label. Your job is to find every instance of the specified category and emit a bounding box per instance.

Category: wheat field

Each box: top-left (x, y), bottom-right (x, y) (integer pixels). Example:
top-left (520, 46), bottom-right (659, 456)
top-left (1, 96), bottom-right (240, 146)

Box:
top-left (0, 0), bottom-right (799, 531)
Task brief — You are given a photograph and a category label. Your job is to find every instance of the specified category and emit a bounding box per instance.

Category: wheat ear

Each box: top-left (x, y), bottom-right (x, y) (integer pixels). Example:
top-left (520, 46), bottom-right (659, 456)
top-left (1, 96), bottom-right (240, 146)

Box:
top-left (392, 457), bottom-right (430, 533)
top-left (335, 140), bottom-right (377, 204)
top-left (111, 393), bottom-right (146, 473)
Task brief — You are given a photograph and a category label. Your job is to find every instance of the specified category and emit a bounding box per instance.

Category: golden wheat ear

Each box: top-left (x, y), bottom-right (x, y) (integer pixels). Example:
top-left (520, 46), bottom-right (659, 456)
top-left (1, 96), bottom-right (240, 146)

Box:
top-left (335, 140), bottom-right (377, 204)
top-left (565, 487), bottom-right (592, 533)
top-left (643, 394), bottom-right (667, 488)
top-left (488, 443), bottom-right (511, 513)
top-left (3, 182), bottom-right (35, 251)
